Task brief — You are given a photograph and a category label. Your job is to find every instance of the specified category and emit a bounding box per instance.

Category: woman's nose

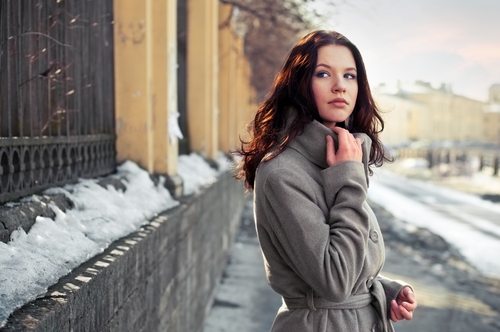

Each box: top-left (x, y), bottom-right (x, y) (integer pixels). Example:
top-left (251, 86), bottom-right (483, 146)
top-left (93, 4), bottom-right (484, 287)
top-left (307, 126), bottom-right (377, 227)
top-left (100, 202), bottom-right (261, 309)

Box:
top-left (332, 77), bottom-right (346, 93)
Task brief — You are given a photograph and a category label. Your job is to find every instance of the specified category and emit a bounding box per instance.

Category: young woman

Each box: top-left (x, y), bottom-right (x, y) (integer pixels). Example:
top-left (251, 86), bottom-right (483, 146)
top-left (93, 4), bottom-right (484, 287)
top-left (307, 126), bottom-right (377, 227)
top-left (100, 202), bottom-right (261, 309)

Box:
top-left (236, 30), bottom-right (417, 332)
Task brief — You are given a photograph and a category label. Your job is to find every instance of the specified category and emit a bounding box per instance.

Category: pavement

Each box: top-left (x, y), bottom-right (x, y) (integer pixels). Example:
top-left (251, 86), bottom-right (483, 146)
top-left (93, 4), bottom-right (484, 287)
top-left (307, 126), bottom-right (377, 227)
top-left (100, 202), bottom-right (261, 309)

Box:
top-left (203, 196), bottom-right (281, 332)
top-left (203, 194), bottom-right (500, 332)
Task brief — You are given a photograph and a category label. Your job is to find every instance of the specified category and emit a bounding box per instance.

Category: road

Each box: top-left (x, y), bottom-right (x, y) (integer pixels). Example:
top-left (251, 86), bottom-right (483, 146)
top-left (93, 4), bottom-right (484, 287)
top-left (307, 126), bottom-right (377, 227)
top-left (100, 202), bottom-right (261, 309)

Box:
top-left (369, 169), bottom-right (500, 279)
top-left (371, 170), bottom-right (500, 229)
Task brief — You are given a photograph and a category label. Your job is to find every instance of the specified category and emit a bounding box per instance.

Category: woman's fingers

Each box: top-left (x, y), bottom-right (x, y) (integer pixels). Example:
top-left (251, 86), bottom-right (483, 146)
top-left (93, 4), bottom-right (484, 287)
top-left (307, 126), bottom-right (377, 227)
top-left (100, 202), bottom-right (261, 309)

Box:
top-left (331, 126), bottom-right (350, 144)
top-left (399, 305), bottom-right (414, 320)
top-left (390, 299), bottom-right (416, 322)
top-left (390, 300), bottom-right (403, 321)
top-left (329, 127), bottom-right (362, 163)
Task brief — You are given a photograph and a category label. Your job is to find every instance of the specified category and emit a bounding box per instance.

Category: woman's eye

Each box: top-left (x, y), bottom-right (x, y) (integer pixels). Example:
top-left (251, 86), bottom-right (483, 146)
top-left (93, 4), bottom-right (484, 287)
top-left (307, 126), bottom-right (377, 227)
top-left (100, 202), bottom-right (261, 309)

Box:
top-left (345, 73), bottom-right (356, 79)
top-left (315, 71), bottom-right (329, 78)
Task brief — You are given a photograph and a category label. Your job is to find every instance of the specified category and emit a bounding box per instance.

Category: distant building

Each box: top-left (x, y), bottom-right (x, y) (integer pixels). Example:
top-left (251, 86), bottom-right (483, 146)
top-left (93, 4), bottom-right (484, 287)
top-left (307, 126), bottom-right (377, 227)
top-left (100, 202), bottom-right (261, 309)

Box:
top-left (375, 92), bottom-right (428, 146)
top-left (484, 84), bottom-right (500, 145)
top-left (374, 81), bottom-right (486, 146)
top-left (489, 83), bottom-right (500, 104)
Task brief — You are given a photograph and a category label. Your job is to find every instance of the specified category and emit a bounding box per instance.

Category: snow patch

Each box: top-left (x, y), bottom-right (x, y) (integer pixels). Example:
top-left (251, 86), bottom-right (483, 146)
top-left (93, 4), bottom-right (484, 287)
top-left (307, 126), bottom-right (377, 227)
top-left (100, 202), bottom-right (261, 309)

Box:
top-left (0, 154), bottom-right (230, 327)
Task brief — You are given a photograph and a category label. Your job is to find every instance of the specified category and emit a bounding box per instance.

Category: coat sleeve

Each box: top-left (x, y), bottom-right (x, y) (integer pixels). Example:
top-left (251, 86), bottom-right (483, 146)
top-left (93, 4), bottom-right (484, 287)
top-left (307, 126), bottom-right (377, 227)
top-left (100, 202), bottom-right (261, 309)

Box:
top-left (377, 274), bottom-right (413, 318)
top-left (261, 160), bottom-right (370, 302)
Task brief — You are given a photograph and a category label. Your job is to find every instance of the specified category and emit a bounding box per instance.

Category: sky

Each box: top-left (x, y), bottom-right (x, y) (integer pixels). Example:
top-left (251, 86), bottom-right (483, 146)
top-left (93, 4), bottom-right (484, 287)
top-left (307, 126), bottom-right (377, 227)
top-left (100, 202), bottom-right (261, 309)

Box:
top-left (316, 0), bottom-right (500, 102)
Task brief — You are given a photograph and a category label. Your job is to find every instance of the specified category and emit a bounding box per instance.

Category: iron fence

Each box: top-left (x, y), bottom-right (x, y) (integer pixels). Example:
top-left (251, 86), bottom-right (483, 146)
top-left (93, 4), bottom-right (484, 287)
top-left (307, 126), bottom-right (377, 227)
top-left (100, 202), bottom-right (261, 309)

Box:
top-left (0, 0), bottom-right (116, 204)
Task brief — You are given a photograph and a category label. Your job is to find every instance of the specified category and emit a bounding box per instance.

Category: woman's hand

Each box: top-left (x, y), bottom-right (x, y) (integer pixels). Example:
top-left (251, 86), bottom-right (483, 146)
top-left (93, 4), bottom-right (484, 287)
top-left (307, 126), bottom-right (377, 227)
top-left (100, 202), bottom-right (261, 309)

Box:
top-left (325, 127), bottom-right (362, 167)
top-left (390, 286), bottom-right (417, 322)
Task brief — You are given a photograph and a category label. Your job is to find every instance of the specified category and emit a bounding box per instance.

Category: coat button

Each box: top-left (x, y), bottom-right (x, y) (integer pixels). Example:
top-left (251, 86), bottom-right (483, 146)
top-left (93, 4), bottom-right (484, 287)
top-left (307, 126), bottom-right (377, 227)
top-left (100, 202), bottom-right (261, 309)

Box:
top-left (366, 276), bottom-right (374, 288)
top-left (371, 323), bottom-right (381, 332)
top-left (370, 230), bottom-right (379, 243)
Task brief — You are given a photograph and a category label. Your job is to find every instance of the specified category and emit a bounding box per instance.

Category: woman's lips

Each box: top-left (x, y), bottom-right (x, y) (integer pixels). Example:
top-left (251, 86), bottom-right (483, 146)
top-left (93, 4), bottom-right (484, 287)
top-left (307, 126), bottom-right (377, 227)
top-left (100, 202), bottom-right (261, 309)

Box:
top-left (328, 98), bottom-right (348, 106)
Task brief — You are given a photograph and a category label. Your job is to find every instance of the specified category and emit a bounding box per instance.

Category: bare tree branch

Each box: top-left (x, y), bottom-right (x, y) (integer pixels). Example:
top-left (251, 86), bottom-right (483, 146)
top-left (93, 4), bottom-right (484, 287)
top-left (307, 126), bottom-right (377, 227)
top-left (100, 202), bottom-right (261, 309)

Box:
top-left (220, 0), bottom-right (340, 101)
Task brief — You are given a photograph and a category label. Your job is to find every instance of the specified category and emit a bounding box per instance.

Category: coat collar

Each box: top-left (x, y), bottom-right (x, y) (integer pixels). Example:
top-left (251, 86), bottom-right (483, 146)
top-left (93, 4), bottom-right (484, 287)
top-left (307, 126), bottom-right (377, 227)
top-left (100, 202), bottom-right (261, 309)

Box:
top-left (288, 119), bottom-right (372, 186)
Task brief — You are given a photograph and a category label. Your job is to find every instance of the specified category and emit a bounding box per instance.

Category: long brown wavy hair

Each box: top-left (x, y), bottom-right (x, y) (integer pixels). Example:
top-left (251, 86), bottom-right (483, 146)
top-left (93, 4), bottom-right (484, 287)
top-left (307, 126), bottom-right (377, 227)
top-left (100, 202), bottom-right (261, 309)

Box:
top-left (235, 30), bottom-right (390, 190)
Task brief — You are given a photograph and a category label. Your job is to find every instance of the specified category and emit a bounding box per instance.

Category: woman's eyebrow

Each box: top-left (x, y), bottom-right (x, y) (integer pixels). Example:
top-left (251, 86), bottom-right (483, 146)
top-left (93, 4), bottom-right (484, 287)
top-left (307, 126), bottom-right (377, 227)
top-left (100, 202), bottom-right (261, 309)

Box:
top-left (316, 63), bottom-right (331, 69)
top-left (315, 63), bottom-right (357, 71)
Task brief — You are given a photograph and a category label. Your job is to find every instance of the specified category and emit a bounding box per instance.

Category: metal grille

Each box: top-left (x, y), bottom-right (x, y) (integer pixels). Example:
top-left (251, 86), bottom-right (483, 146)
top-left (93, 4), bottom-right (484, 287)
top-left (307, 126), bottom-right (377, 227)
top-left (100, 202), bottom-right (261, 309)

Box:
top-left (0, 0), bottom-right (116, 204)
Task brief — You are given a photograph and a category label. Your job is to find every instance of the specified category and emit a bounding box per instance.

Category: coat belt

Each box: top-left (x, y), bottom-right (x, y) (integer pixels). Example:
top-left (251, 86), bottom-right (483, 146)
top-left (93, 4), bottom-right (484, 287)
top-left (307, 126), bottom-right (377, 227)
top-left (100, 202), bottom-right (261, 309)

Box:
top-left (282, 280), bottom-right (394, 332)
top-left (283, 289), bottom-right (372, 310)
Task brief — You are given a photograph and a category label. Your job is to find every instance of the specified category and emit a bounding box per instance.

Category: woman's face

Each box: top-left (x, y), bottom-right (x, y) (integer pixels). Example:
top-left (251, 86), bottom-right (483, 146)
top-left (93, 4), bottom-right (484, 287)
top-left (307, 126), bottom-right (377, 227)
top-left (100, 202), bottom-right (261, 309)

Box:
top-left (311, 44), bottom-right (358, 130)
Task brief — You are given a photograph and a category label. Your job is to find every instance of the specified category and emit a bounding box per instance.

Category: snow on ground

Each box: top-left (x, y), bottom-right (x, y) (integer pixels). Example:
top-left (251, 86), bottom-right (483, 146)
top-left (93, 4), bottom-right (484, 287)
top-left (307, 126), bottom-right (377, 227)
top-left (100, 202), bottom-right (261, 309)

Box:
top-left (0, 152), bottom-right (232, 328)
top-left (178, 153), bottom-right (219, 196)
top-left (370, 158), bottom-right (500, 279)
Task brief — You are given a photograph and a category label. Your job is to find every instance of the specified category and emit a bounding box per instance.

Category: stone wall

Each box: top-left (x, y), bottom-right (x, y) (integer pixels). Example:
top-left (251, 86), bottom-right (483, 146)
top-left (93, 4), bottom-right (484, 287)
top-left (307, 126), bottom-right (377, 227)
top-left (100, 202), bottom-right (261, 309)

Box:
top-left (1, 171), bottom-right (245, 332)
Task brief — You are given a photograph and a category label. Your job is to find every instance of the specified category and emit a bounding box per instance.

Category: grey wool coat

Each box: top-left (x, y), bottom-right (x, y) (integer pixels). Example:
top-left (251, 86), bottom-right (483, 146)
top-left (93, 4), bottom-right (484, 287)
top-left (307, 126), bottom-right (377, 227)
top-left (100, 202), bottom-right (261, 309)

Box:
top-left (253, 119), bottom-right (408, 332)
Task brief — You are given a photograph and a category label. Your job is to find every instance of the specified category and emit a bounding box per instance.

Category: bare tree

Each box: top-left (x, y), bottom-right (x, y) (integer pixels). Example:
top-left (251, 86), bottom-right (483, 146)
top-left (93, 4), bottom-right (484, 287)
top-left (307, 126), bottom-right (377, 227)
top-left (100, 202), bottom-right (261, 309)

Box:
top-left (220, 0), bottom-right (339, 101)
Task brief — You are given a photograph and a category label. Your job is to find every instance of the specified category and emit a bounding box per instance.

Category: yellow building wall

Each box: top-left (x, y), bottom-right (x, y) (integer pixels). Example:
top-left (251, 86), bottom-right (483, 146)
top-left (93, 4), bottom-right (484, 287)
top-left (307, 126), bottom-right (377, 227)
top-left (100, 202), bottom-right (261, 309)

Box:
top-left (409, 93), bottom-right (451, 141)
top-left (375, 86), bottom-right (488, 145)
top-left (451, 96), bottom-right (484, 142)
top-left (218, 3), bottom-right (238, 153)
top-left (406, 91), bottom-right (484, 142)
top-left (374, 93), bottom-right (427, 146)
top-left (114, 0), bottom-right (179, 175)
top-left (484, 110), bottom-right (500, 144)
top-left (114, 1), bottom-right (150, 169)
top-left (114, 0), bottom-right (254, 178)
top-left (485, 85), bottom-right (500, 144)
top-left (217, 6), bottom-right (255, 153)
top-left (489, 84), bottom-right (500, 104)
top-left (235, 37), bottom-right (253, 145)
top-left (187, 0), bottom-right (219, 160)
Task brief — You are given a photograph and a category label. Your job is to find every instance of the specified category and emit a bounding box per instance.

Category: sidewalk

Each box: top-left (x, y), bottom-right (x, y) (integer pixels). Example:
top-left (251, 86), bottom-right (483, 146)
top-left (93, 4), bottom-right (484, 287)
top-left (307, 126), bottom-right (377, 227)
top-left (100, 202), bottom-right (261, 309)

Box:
top-left (203, 196), bottom-right (281, 332)
top-left (203, 196), bottom-right (500, 332)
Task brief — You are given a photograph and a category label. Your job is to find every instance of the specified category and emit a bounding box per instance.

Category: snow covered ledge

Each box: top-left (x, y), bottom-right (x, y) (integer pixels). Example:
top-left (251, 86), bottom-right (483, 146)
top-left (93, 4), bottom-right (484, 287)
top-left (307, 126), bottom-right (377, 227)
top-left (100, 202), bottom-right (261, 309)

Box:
top-left (0, 155), bottom-right (245, 332)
